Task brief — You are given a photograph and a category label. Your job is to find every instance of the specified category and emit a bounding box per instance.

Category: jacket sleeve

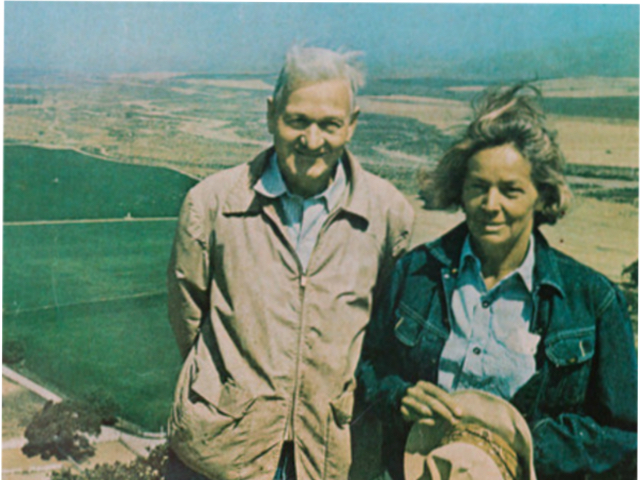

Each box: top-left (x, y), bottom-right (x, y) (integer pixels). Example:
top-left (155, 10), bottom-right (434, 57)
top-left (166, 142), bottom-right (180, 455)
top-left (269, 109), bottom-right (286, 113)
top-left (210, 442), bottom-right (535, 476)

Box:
top-left (167, 189), bottom-right (212, 359)
top-left (358, 256), bottom-right (413, 431)
top-left (381, 194), bottom-right (414, 285)
top-left (531, 283), bottom-right (637, 478)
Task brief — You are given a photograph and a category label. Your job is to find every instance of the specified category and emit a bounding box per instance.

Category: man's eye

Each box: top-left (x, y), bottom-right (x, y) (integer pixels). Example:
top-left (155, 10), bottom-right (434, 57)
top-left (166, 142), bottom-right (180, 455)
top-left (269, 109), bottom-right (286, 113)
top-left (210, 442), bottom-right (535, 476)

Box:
top-left (320, 121), bottom-right (342, 132)
top-left (286, 117), bottom-right (308, 129)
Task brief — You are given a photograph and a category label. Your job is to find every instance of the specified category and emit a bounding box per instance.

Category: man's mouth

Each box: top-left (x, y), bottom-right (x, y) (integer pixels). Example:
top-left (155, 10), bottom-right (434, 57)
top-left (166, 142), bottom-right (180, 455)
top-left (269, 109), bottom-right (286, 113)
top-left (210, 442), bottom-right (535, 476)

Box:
top-left (295, 149), bottom-right (324, 159)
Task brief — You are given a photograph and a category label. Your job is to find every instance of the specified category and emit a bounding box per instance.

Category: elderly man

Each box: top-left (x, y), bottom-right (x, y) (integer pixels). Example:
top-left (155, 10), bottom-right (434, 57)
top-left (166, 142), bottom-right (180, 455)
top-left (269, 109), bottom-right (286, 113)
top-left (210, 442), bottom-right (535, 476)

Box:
top-left (166, 46), bottom-right (414, 480)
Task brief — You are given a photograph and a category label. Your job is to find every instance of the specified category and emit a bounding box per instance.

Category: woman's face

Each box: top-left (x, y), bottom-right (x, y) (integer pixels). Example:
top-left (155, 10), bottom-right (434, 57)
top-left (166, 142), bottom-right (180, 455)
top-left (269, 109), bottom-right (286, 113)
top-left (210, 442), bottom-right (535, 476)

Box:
top-left (462, 144), bottom-right (540, 258)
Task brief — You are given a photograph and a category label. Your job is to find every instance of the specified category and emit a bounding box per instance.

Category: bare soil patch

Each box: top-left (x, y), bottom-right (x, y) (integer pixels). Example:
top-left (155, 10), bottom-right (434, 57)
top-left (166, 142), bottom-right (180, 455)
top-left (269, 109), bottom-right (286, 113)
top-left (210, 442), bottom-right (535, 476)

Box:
top-left (549, 116), bottom-right (639, 168)
top-left (183, 78), bottom-right (273, 90)
top-left (447, 77), bottom-right (638, 98)
top-left (359, 95), bottom-right (471, 131)
top-left (3, 378), bottom-right (46, 440)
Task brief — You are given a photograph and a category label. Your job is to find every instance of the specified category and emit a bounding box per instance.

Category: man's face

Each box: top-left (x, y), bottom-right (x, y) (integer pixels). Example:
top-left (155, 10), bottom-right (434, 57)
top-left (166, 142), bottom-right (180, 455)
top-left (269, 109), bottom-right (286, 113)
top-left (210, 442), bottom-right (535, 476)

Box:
top-left (267, 79), bottom-right (359, 197)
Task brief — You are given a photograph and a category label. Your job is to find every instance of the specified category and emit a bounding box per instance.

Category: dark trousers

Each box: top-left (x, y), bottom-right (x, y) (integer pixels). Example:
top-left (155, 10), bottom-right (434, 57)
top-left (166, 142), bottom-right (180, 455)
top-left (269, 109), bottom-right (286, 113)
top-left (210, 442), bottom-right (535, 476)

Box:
top-left (166, 442), bottom-right (296, 480)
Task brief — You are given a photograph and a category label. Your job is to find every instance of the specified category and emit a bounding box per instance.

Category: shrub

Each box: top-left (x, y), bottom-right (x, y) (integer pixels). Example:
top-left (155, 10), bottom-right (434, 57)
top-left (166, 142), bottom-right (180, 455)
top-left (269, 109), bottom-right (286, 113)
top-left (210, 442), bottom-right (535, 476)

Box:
top-left (22, 400), bottom-right (101, 462)
top-left (50, 444), bottom-right (169, 480)
top-left (81, 388), bottom-right (121, 426)
top-left (3, 338), bottom-right (26, 364)
top-left (622, 260), bottom-right (638, 287)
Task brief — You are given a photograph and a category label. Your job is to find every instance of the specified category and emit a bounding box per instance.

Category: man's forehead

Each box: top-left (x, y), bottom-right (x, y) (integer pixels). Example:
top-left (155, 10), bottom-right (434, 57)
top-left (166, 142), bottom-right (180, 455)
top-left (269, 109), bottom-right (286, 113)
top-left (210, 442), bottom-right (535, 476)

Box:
top-left (279, 78), bottom-right (354, 113)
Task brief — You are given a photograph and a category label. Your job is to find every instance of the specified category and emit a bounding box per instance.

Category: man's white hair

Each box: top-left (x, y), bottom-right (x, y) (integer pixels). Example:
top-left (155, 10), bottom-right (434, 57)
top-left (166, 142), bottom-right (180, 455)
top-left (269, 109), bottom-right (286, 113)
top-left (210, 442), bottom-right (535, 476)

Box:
top-left (272, 45), bottom-right (365, 112)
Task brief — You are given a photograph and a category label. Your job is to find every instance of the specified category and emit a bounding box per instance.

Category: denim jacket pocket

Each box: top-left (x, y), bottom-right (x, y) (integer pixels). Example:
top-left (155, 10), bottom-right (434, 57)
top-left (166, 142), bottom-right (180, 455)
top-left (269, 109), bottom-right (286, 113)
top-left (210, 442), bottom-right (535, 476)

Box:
top-left (542, 326), bottom-right (596, 411)
top-left (545, 326), bottom-right (595, 367)
top-left (394, 301), bottom-right (447, 380)
top-left (394, 304), bottom-right (424, 347)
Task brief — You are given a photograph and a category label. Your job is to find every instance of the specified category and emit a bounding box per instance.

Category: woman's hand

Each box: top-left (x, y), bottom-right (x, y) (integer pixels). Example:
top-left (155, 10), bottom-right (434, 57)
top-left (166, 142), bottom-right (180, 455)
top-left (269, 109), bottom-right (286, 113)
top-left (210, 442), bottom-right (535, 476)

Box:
top-left (400, 381), bottom-right (463, 426)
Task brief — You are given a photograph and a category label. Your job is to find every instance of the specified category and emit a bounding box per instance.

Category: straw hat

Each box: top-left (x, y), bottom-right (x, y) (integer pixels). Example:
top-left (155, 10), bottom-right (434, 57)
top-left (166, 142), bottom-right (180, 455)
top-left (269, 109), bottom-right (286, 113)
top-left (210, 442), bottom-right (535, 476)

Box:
top-left (403, 389), bottom-right (536, 480)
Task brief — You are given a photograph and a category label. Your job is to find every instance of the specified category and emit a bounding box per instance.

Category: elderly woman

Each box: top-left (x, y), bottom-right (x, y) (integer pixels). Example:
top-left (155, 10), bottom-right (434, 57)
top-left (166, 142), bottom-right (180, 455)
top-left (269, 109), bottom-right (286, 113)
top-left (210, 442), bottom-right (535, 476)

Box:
top-left (357, 84), bottom-right (637, 480)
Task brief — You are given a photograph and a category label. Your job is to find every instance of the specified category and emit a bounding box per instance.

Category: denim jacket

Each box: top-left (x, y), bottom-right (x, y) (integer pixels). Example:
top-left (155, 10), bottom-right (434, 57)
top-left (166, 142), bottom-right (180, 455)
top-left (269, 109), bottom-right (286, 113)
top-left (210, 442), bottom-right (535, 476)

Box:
top-left (357, 223), bottom-right (637, 480)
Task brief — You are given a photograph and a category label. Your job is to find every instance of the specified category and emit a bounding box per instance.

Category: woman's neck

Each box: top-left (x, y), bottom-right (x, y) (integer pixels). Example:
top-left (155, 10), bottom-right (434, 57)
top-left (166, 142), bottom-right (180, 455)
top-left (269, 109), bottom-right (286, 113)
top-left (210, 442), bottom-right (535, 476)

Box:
top-left (472, 236), bottom-right (531, 290)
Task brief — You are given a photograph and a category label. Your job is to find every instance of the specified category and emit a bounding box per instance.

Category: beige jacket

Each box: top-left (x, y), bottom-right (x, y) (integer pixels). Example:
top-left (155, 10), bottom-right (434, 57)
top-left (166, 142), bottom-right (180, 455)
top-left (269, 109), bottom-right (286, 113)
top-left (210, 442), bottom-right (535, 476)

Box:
top-left (167, 148), bottom-right (413, 480)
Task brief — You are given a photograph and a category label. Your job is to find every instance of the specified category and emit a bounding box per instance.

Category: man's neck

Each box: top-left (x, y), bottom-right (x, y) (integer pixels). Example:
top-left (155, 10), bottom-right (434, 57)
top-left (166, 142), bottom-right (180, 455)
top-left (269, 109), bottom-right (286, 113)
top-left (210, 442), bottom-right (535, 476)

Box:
top-left (283, 172), bottom-right (334, 199)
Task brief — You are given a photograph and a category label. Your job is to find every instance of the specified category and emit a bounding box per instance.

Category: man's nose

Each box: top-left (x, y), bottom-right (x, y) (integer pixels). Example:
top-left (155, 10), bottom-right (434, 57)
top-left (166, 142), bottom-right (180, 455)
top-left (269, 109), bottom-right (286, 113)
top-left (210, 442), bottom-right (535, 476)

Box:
top-left (302, 124), bottom-right (324, 150)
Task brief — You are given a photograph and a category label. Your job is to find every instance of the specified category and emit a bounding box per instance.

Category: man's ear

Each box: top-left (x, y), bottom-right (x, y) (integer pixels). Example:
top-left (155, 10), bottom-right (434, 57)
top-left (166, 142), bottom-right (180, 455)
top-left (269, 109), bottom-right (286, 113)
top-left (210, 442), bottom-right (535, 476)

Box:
top-left (346, 107), bottom-right (360, 142)
top-left (267, 97), bottom-right (277, 135)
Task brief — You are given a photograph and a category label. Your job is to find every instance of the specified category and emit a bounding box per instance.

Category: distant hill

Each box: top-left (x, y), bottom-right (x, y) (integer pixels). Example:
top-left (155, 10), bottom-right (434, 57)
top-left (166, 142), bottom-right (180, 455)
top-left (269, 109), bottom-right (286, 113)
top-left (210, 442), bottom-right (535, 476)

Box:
top-left (437, 31), bottom-right (639, 81)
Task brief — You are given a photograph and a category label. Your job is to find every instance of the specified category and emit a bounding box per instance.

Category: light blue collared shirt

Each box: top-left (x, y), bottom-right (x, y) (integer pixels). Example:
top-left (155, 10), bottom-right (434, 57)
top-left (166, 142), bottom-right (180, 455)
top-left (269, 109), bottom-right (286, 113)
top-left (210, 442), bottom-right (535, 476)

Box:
top-left (437, 235), bottom-right (540, 400)
top-left (254, 153), bottom-right (347, 271)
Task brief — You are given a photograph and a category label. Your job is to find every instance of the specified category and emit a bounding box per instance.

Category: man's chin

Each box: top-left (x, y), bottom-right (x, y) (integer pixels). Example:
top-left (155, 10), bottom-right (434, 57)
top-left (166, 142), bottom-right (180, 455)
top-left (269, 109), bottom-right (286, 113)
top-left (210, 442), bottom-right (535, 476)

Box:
top-left (293, 152), bottom-right (328, 166)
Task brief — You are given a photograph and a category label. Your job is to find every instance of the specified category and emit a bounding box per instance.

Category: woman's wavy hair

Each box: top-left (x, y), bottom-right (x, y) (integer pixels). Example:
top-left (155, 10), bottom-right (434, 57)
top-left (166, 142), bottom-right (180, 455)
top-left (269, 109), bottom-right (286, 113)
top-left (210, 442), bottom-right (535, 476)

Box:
top-left (432, 83), bottom-right (571, 226)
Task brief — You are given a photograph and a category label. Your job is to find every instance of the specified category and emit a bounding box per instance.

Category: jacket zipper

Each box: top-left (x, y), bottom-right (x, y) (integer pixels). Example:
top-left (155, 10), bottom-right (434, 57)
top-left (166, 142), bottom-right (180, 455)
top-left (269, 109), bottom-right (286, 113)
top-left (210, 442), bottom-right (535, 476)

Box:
top-left (286, 207), bottom-right (342, 444)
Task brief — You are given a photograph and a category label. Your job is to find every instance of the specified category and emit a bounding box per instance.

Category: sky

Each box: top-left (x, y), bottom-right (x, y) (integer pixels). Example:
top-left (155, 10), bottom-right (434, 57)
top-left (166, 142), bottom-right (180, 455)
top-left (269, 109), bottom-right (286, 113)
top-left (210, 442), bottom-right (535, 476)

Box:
top-left (4, 2), bottom-right (639, 76)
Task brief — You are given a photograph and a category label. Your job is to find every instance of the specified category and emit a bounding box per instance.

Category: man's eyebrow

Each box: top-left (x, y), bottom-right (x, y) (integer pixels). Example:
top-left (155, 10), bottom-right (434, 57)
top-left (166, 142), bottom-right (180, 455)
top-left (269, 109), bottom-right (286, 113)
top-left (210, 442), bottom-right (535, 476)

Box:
top-left (320, 116), bottom-right (344, 123)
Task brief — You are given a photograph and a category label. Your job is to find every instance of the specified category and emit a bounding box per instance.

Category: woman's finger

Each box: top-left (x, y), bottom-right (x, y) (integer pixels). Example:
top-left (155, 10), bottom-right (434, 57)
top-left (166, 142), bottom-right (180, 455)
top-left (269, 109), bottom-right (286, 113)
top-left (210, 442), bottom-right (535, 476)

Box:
top-left (402, 394), bottom-right (434, 419)
top-left (401, 382), bottom-right (462, 425)
top-left (415, 381), bottom-right (463, 417)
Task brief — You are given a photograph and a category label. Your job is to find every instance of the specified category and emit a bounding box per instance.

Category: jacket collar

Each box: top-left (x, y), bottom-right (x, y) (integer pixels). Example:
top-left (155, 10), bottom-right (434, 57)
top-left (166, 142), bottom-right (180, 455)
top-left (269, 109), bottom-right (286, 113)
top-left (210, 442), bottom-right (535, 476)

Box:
top-left (531, 229), bottom-right (566, 298)
top-left (423, 222), bottom-right (566, 298)
top-left (222, 148), bottom-right (273, 215)
top-left (222, 147), bottom-right (370, 224)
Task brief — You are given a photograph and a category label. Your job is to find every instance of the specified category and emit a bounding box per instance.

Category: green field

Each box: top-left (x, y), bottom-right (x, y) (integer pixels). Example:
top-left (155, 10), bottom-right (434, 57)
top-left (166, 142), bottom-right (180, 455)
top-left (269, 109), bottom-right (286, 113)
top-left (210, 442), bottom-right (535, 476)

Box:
top-left (3, 146), bottom-right (195, 431)
top-left (5, 146), bottom-right (196, 222)
top-left (3, 221), bottom-right (184, 431)
top-left (542, 96), bottom-right (639, 120)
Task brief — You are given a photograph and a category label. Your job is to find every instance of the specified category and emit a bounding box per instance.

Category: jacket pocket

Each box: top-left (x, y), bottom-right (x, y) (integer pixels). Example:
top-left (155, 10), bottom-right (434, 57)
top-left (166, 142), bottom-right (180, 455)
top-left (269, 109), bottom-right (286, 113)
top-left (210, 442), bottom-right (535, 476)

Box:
top-left (393, 301), bottom-right (448, 380)
top-left (170, 346), bottom-right (254, 447)
top-left (191, 372), bottom-right (253, 419)
top-left (542, 326), bottom-right (595, 411)
top-left (544, 326), bottom-right (595, 367)
top-left (393, 303), bottom-right (426, 347)
top-left (329, 380), bottom-right (356, 429)
top-left (325, 381), bottom-right (357, 480)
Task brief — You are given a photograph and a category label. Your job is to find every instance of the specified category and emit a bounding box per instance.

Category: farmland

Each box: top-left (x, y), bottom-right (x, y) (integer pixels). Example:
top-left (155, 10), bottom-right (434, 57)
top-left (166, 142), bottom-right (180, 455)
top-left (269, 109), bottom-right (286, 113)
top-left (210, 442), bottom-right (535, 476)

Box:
top-left (4, 146), bottom-right (195, 430)
top-left (3, 72), bottom-right (638, 432)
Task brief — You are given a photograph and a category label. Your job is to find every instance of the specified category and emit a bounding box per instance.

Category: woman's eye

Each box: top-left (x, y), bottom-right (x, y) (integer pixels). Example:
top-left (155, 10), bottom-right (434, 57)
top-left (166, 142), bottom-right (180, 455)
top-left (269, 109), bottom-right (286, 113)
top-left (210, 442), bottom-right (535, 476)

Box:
top-left (504, 188), bottom-right (524, 198)
top-left (465, 183), bottom-right (486, 194)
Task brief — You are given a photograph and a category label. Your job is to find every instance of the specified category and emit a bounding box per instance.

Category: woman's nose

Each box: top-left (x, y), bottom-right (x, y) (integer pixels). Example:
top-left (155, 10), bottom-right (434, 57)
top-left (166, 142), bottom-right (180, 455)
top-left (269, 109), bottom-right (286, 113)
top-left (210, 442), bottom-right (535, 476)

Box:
top-left (483, 188), bottom-right (501, 211)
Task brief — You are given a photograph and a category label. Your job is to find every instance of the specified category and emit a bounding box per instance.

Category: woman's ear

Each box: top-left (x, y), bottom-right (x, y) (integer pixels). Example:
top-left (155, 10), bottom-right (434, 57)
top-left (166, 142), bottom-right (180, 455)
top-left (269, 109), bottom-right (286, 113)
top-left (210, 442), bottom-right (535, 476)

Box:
top-left (534, 194), bottom-right (546, 212)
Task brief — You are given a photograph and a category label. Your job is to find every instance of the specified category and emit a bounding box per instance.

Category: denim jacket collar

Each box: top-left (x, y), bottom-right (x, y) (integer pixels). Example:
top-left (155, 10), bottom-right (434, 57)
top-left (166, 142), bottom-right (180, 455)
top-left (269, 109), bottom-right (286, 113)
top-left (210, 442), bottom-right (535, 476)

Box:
top-left (421, 222), bottom-right (566, 299)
